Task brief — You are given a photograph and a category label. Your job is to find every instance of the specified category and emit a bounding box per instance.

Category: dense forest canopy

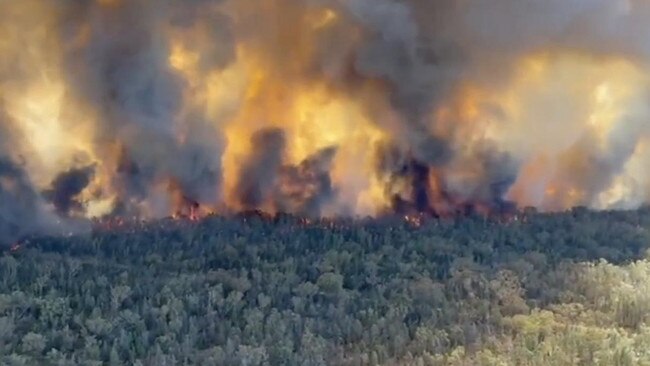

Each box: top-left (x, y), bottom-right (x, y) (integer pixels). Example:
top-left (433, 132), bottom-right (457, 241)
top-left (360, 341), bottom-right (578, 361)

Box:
top-left (2, 208), bottom-right (650, 365)
top-left (3, 1), bottom-right (650, 365)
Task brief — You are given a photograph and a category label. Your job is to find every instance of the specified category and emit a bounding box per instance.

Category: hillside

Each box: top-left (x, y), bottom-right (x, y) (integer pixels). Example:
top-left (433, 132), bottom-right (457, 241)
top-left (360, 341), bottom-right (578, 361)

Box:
top-left (2, 208), bottom-right (650, 365)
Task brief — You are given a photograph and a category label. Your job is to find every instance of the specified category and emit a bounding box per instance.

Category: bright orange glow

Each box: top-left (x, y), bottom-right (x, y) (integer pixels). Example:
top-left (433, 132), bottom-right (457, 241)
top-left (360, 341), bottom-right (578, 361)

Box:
top-left (1, 1), bottom-right (649, 222)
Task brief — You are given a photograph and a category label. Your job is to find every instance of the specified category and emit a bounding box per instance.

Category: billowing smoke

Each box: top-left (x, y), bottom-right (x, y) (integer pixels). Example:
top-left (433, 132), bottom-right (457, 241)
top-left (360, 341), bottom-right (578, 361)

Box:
top-left (0, 108), bottom-right (55, 244)
top-left (0, 159), bottom-right (48, 245)
top-left (43, 166), bottom-right (95, 215)
top-left (1, 0), bottom-right (650, 236)
top-left (236, 128), bottom-right (337, 216)
top-left (275, 146), bottom-right (338, 216)
top-left (237, 128), bottom-right (286, 210)
top-left (60, 0), bottom-right (226, 215)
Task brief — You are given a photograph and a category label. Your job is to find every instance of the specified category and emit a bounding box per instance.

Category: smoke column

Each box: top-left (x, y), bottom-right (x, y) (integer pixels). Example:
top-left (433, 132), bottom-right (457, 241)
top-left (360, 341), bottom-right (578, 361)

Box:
top-left (1, 0), bottom-right (650, 240)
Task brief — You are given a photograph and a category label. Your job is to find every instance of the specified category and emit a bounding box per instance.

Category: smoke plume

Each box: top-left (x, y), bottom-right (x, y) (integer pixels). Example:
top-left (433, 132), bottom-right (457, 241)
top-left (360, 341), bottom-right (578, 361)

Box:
top-left (237, 128), bottom-right (286, 210)
top-left (1, 0), bottom-right (650, 236)
top-left (43, 166), bottom-right (95, 215)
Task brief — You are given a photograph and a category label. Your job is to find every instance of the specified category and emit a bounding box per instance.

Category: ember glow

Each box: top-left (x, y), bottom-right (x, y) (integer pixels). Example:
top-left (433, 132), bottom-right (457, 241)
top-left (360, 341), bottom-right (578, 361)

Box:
top-left (1, 0), bottom-right (650, 241)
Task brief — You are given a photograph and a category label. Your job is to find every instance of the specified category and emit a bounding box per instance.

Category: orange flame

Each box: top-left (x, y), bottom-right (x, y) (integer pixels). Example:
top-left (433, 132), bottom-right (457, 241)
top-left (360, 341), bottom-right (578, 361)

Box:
top-left (0, 1), bottom-right (649, 224)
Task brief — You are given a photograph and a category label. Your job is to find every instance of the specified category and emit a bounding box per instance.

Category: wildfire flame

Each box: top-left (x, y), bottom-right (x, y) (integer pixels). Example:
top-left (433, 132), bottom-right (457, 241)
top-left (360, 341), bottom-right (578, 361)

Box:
top-left (0, 0), bottom-right (649, 242)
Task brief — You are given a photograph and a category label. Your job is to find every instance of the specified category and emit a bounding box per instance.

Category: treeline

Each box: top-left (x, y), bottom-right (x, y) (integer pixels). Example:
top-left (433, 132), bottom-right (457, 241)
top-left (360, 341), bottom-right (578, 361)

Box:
top-left (1, 208), bottom-right (650, 365)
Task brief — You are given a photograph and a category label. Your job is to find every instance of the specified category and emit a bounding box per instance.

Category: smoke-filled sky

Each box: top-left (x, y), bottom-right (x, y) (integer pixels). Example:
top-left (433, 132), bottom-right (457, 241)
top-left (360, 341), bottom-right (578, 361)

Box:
top-left (1, 0), bottom-right (650, 240)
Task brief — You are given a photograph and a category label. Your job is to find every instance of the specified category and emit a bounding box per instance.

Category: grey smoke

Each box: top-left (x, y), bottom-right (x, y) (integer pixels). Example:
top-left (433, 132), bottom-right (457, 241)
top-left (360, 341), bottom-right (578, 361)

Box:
top-left (236, 128), bottom-right (338, 216)
top-left (43, 165), bottom-right (95, 216)
top-left (0, 0), bottom-right (649, 239)
top-left (0, 159), bottom-right (46, 245)
top-left (237, 128), bottom-right (286, 209)
top-left (60, 0), bottom-right (230, 212)
top-left (0, 111), bottom-right (55, 245)
top-left (275, 146), bottom-right (338, 216)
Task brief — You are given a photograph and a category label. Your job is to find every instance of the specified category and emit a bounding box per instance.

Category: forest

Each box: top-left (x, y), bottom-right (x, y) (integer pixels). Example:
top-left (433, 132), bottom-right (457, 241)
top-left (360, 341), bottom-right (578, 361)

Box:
top-left (2, 208), bottom-right (650, 365)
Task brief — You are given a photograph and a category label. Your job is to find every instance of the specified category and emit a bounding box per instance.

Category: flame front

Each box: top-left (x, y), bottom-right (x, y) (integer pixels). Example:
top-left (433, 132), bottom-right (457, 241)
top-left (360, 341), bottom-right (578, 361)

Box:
top-left (1, 0), bottom-right (650, 236)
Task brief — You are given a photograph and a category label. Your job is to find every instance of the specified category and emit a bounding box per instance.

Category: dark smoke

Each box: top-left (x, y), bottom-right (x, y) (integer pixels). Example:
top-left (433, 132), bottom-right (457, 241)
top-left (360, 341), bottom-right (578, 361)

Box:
top-left (0, 108), bottom-right (55, 245)
top-left (0, 158), bottom-right (75, 247)
top-left (237, 128), bottom-right (286, 209)
top-left (376, 139), bottom-right (517, 217)
top-left (171, 125), bottom-right (225, 206)
top-left (375, 141), bottom-right (438, 216)
top-left (0, 0), bottom-right (648, 240)
top-left (236, 128), bottom-right (338, 216)
top-left (43, 166), bottom-right (95, 216)
top-left (454, 144), bottom-right (519, 211)
top-left (0, 159), bottom-right (50, 246)
top-left (115, 145), bottom-right (147, 201)
top-left (60, 0), bottom-right (229, 215)
top-left (275, 146), bottom-right (338, 216)
top-left (347, 0), bottom-right (464, 133)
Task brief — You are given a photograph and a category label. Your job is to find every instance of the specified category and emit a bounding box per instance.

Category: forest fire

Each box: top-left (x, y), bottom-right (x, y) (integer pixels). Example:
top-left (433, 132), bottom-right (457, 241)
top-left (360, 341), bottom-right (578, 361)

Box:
top-left (1, 0), bottom-right (650, 242)
top-left (403, 214), bottom-right (424, 228)
top-left (171, 198), bottom-right (202, 221)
